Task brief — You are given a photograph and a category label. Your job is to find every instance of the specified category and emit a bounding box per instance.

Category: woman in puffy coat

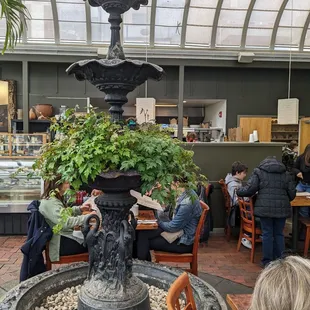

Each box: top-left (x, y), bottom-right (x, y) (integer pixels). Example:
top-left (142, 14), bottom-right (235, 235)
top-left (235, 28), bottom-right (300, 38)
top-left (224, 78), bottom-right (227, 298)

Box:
top-left (237, 157), bottom-right (296, 267)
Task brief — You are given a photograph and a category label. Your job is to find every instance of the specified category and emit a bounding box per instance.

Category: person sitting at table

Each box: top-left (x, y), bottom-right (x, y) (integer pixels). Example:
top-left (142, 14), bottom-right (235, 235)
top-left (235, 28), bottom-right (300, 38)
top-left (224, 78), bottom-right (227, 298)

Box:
top-left (39, 176), bottom-right (96, 262)
top-left (292, 144), bottom-right (310, 218)
top-left (135, 178), bottom-right (202, 261)
top-left (250, 255), bottom-right (310, 310)
top-left (237, 157), bottom-right (296, 267)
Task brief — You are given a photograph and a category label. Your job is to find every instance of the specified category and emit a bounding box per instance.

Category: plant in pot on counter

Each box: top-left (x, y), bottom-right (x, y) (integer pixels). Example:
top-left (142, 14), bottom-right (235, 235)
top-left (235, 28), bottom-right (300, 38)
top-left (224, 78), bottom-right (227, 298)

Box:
top-left (32, 109), bottom-right (207, 231)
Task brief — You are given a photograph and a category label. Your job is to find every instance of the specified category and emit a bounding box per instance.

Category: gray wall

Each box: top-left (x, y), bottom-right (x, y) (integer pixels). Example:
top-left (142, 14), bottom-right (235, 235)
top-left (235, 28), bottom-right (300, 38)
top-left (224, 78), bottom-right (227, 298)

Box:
top-left (2, 61), bottom-right (309, 129)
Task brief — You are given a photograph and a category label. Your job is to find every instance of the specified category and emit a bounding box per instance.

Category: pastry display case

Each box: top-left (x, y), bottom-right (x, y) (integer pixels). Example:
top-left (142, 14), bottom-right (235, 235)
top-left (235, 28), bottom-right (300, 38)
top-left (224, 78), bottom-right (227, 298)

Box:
top-left (0, 159), bottom-right (43, 213)
top-left (0, 133), bottom-right (47, 158)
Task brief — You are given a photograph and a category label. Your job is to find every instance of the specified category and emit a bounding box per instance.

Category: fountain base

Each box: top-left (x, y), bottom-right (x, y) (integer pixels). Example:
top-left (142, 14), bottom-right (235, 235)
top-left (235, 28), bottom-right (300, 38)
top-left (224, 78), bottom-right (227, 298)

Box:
top-left (78, 276), bottom-right (150, 310)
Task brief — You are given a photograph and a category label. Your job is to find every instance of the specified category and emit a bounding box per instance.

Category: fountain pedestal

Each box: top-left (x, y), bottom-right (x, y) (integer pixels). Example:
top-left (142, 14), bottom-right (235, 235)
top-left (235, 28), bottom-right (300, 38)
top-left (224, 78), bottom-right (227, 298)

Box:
top-left (78, 171), bottom-right (150, 310)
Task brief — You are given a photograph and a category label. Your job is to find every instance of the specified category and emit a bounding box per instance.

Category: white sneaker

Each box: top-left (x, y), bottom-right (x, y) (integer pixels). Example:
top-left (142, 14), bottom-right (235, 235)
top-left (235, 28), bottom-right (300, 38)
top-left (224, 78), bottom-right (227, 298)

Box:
top-left (241, 238), bottom-right (252, 249)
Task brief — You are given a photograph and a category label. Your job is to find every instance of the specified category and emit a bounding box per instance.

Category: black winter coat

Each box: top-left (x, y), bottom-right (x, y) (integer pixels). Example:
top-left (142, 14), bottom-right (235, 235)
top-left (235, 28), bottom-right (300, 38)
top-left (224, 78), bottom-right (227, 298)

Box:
top-left (237, 158), bottom-right (296, 218)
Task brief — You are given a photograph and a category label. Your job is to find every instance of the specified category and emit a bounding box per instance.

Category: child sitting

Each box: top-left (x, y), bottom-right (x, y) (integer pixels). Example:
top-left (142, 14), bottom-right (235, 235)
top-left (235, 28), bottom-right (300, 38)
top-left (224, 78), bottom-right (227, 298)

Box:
top-left (225, 161), bottom-right (250, 248)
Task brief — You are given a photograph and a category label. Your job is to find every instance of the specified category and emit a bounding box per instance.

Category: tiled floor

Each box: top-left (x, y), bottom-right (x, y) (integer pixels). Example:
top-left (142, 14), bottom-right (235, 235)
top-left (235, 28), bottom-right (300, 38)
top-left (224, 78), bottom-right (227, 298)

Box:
top-left (0, 233), bottom-right (261, 303)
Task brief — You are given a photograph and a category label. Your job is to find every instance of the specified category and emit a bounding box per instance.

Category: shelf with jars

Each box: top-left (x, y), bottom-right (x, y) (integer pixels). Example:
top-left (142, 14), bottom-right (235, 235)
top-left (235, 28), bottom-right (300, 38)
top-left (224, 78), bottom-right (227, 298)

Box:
top-left (0, 133), bottom-right (47, 159)
top-left (271, 119), bottom-right (299, 142)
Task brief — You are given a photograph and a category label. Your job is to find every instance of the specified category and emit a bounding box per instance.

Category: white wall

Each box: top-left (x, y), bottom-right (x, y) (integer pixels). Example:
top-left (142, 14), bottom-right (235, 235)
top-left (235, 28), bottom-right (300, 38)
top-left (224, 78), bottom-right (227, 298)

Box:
top-left (204, 100), bottom-right (227, 133)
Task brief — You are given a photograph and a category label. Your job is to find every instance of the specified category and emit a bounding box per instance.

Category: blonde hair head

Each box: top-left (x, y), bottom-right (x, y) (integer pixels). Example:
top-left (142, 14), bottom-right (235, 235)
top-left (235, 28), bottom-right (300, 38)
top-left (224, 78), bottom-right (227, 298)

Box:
top-left (250, 256), bottom-right (310, 310)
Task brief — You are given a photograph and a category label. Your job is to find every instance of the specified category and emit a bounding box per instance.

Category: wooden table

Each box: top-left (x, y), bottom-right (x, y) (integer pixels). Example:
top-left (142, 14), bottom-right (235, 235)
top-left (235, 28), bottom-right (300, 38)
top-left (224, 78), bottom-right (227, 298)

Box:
top-left (226, 294), bottom-right (252, 310)
top-left (136, 210), bottom-right (158, 230)
top-left (81, 209), bottom-right (158, 231)
top-left (291, 195), bottom-right (310, 252)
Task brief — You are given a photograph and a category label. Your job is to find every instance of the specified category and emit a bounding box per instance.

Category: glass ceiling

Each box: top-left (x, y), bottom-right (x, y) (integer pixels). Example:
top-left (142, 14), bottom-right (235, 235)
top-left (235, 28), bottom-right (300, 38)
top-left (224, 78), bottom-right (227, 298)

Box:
top-left (0, 0), bottom-right (310, 52)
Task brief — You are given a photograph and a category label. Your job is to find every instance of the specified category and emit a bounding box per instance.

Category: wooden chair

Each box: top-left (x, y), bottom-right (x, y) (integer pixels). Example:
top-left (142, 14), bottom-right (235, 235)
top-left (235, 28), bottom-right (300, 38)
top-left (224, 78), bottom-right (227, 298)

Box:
top-left (45, 242), bottom-right (89, 271)
top-left (153, 201), bottom-right (209, 276)
top-left (237, 198), bottom-right (262, 263)
top-left (300, 218), bottom-right (310, 257)
top-left (219, 179), bottom-right (232, 241)
top-left (167, 272), bottom-right (197, 310)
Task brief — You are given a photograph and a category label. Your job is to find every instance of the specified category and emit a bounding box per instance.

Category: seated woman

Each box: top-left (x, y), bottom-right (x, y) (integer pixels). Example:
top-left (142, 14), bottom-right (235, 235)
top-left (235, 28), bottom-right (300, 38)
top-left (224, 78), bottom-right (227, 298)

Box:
top-left (39, 177), bottom-right (95, 262)
top-left (250, 256), bottom-right (310, 310)
top-left (136, 180), bottom-right (202, 261)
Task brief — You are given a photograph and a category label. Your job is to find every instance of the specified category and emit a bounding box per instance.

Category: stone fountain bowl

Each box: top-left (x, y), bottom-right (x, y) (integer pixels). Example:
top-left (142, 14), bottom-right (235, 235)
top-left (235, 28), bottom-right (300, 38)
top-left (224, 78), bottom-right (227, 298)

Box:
top-left (0, 261), bottom-right (227, 310)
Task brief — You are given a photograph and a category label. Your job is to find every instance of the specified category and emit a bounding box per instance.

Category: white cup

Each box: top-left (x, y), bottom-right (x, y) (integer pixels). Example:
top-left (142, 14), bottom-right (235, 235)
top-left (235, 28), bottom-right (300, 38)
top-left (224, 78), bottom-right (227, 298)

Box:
top-left (249, 134), bottom-right (254, 143)
top-left (253, 130), bottom-right (258, 142)
top-left (130, 204), bottom-right (139, 217)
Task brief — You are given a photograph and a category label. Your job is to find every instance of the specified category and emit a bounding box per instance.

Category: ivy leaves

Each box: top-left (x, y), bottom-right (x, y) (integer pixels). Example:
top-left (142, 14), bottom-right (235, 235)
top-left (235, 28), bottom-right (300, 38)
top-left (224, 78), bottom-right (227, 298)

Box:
top-left (33, 110), bottom-right (206, 206)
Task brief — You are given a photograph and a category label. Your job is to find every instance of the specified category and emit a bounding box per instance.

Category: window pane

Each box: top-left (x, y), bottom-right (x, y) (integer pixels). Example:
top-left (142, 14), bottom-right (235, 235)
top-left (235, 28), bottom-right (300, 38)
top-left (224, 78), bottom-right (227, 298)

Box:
top-left (304, 29), bottom-right (310, 47)
top-left (246, 28), bottom-right (272, 47)
top-left (90, 7), bottom-right (109, 23)
top-left (59, 21), bottom-right (86, 41)
top-left (191, 0), bottom-right (218, 7)
top-left (275, 27), bottom-right (303, 46)
top-left (154, 26), bottom-right (181, 45)
top-left (222, 0), bottom-right (251, 9)
top-left (0, 18), bottom-right (6, 39)
top-left (218, 10), bottom-right (247, 27)
top-left (157, 0), bottom-right (185, 7)
top-left (286, 0), bottom-right (310, 10)
top-left (253, 0), bottom-right (283, 11)
top-left (249, 11), bottom-right (277, 28)
top-left (186, 26), bottom-right (212, 45)
top-left (23, 1), bottom-right (53, 19)
top-left (216, 27), bottom-right (242, 46)
top-left (155, 8), bottom-right (184, 26)
top-left (280, 10), bottom-right (309, 27)
top-left (57, 3), bottom-right (86, 22)
top-left (91, 23), bottom-right (110, 43)
top-left (27, 20), bottom-right (54, 40)
top-left (188, 8), bottom-right (215, 26)
top-left (123, 25), bottom-right (150, 44)
top-left (123, 6), bottom-right (151, 24)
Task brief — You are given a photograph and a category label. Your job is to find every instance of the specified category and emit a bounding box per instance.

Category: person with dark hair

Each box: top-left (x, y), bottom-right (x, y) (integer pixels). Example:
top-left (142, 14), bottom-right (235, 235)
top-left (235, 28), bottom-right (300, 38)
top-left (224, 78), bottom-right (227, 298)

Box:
top-left (39, 177), bottom-right (96, 262)
top-left (237, 157), bottom-right (296, 267)
top-left (282, 140), bottom-right (298, 172)
top-left (225, 161), bottom-right (249, 247)
top-left (292, 144), bottom-right (310, 218)
top-left (225, 161), bottom-right (248, 207)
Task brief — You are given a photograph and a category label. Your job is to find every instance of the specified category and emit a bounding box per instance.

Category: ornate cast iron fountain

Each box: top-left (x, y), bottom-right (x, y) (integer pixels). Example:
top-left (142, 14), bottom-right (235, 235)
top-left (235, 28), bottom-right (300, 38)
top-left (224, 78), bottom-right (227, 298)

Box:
top-left (67, 1), bottom-right (164, 309)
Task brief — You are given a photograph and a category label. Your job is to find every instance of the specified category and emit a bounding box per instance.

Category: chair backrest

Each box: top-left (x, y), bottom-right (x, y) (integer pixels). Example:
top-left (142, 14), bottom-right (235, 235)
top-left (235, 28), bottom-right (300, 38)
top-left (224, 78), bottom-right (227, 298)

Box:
top-left (192, 201), bottom-right (209, 255)
top-left (167, 272), bottom-right (197, 310)
top-left (238, 198), bottom-right (255, 226)
top-left (219, 179), bottom-right (231, 210)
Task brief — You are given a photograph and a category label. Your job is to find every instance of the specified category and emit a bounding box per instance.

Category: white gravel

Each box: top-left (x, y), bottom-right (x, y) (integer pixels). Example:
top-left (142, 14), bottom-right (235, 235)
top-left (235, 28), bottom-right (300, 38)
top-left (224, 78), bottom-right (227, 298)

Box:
top-left (35, 284), bottom-right (185, 310)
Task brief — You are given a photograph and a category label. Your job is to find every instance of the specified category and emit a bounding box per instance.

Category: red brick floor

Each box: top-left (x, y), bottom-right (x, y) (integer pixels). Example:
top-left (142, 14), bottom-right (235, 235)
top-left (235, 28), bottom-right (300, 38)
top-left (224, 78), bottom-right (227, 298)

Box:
top-left (0, 234), bottom-right (261, 294)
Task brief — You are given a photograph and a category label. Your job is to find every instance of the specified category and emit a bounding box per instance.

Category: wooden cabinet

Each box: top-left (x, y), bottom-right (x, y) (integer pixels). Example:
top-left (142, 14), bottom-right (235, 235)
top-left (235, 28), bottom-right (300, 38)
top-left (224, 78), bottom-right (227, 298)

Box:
top-left (271, 119), bottom-right (299, 142)
top-left (299, 117), bottom-right (310, 154)
top-left (239, 117), bottom-right (272, 142)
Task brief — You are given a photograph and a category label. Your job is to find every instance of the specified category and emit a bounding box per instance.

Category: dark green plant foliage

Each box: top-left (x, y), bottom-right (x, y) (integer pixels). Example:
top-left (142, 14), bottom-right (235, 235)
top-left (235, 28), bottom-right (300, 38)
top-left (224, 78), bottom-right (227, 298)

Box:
top-left (33, 109), bottom-right (207, 206)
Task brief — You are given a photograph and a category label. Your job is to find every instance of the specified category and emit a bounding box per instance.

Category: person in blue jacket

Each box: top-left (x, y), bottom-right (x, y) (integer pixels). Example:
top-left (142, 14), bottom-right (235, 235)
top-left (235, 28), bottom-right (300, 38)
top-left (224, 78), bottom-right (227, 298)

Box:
top-left (136, 179), bottom-right (202, 261)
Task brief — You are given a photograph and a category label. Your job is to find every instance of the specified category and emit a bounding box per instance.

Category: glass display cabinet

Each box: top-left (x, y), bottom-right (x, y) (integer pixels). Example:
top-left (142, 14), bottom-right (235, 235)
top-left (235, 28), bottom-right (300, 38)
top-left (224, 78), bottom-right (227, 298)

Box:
top-left (0, 159), bottom-right (43, 213)
top-left (0, 133), bottom-right (47, 158)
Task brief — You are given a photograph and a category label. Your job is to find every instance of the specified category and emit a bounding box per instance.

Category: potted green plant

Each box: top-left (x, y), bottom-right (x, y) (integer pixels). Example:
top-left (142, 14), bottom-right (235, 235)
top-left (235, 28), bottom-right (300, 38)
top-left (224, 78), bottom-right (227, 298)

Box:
top-left (33, 109), bottom-right (206, 206)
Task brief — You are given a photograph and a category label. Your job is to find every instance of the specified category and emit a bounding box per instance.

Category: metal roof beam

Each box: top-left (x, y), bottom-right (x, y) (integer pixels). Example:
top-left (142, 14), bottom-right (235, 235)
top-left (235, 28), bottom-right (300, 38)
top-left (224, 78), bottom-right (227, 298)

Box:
top-left (85, 1), bottom-right (91, 45)
top-left (300, 12), bottom-right (310, 51)
top-left (149, 0), bottom-right (157, 47)
top-left (241, 0), bottom-right (256, 48)
top-left (51, 0), bottom-right (60, 44)
top-left (211, 0), bottom-right (224, 48)
top-left (180, 0), bottom-right (191, 48)
top-left (270, 0), bottom-right (288, 49)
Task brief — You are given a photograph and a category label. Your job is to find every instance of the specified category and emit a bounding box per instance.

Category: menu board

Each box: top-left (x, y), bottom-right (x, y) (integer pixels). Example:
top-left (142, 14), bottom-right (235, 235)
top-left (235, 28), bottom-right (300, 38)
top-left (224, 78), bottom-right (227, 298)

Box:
top-left (277, 98), bottom-right (299, 125)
